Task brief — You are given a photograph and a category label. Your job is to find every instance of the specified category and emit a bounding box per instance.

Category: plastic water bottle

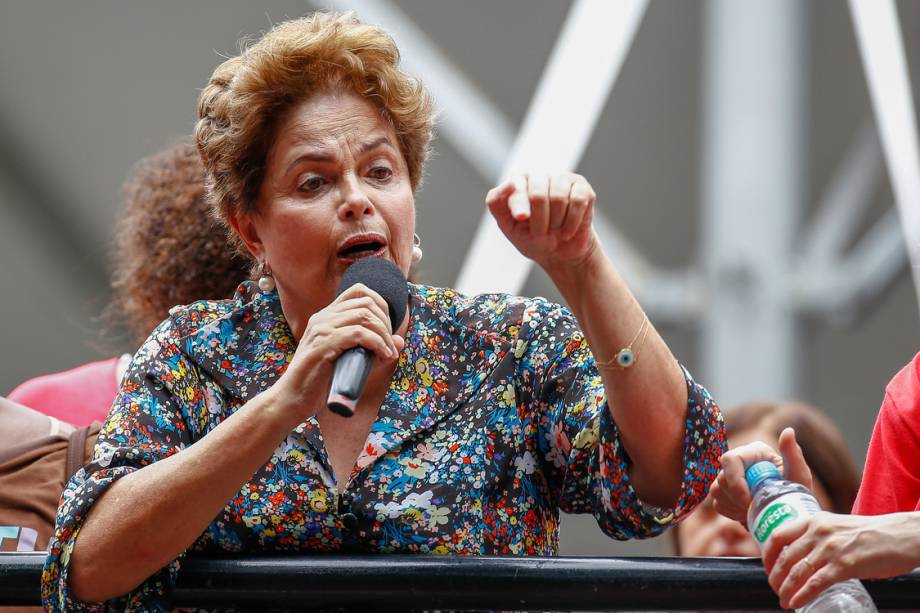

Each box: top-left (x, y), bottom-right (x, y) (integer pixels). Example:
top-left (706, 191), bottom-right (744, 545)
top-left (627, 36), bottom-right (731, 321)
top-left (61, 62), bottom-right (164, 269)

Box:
top-left (745, 461), bottom-right (877, 612)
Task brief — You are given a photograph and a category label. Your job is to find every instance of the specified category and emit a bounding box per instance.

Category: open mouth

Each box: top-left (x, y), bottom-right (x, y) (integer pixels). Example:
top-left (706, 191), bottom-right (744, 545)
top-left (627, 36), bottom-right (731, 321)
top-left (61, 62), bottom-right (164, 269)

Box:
top-left (337, 234), bottom-right (388, 261)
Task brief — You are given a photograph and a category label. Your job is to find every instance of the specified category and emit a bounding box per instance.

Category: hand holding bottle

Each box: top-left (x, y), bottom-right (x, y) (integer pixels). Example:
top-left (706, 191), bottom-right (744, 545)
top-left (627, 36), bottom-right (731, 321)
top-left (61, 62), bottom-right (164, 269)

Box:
top-left (745, 461), bottom-right (877, 612)
top-left (763, 510), bottom-right (920, 610)
top-left (710, 427), bottom-right (814, 524)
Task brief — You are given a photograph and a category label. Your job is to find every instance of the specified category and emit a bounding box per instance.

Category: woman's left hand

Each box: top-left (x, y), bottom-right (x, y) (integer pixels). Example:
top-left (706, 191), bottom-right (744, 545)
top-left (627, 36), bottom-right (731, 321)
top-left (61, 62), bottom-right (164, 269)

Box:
top-left (764, 511), bottom-right (920, 609)
top-left (486, 172), bottom-right (598, 271)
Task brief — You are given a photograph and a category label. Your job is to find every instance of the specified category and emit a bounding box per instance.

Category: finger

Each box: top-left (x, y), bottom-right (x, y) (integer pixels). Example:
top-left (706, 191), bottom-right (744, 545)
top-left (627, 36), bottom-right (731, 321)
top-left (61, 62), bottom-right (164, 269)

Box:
top-left (714, 442), bottom-right (783, 523)
top-left (778, 552), bottom-right (823, 610)
top-left (485, 179), bottom-right (516, 207)
top-left (335, 284), bottom-right (391, 326)
top-left (327, 311), bottom-right (397, 358)
top-left (763, 518), bottom-right (810, 576)
top-left (779, 428), bottom-right (815, 491)
top-left (561, 179), bottom-right (594, 240)
top-left (332, 305), bottom-right (396, 345)
top-left (710, 474), bottom-right (749, 523)
top-left (528, 174), bottom-right (550, 236)
top-left (337, 325), bottom-right (398, 361)
top-left (548, 174), bottom-right (571, 231)
top-left (507, 175), bottom-right (531, 221)
top-left (326, 295), bottom-right (394, 349)
top-left (331, 295), bottom-right (391, 328)
top-left (787, 565), bottom-right (840, 610)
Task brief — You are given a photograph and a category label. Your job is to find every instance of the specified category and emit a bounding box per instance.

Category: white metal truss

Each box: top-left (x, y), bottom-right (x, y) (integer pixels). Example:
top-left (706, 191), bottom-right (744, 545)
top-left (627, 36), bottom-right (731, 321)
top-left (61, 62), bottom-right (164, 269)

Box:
top-left (849, 0), bottom-right (920, 307)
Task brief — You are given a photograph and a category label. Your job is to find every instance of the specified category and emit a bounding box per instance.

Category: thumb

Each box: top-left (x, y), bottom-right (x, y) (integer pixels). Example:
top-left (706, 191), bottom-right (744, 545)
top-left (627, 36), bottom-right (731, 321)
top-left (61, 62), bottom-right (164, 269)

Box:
top-left (778, 427), bottom-right (814, 491)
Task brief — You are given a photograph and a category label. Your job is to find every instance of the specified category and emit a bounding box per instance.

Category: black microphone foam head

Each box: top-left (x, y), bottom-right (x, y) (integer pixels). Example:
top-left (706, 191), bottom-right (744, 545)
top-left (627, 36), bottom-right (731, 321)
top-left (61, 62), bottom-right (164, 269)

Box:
top-left (336, 258), bottom-right (409, 328)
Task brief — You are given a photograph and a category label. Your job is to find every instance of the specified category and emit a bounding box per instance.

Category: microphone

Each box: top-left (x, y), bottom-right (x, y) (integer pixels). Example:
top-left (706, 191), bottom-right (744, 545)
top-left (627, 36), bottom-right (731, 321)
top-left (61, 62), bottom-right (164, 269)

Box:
top-left (327, 258), bottom-right (408, 417)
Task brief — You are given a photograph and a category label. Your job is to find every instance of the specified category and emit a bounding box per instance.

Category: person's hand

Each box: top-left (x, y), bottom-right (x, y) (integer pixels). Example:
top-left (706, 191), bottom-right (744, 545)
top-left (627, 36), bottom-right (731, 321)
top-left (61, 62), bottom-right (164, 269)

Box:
top-left (710, 428), bottom-right (814, 524)
top-left (763, 511), bottom-right (920, 609)
top-left (485, 173), bottom-right (598, 271)
top-left (272, 283), bottom-right (404, 416)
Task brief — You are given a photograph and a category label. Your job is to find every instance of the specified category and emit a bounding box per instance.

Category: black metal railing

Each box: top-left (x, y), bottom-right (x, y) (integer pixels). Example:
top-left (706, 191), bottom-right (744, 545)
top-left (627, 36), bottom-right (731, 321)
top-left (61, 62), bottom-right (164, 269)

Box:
top-left (3, 552), bottom-right (919, 610)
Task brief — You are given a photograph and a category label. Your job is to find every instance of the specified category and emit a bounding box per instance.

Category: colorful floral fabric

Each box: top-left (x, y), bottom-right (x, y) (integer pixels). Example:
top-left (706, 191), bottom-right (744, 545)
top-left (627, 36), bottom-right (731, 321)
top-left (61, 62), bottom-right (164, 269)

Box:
top-left (43, 281), bottom-right (725, 611)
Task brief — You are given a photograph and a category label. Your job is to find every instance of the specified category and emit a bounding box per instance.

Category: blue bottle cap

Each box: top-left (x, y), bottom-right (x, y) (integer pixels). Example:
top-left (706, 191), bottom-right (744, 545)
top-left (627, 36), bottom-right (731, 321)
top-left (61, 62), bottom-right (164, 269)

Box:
top-left (745, 460), bottom-right (781, 492)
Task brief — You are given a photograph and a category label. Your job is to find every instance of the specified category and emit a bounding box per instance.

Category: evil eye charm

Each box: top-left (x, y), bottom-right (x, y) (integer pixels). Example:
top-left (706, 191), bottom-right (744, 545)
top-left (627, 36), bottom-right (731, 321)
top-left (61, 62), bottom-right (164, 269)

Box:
top-left (615, 349), bottom-right (635, 368)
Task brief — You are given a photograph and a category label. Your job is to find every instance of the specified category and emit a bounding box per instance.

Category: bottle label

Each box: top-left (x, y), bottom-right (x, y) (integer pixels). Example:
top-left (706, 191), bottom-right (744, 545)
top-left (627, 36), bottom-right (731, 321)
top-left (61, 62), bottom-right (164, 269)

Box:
top-left (751, 492), bottom-right (820, 544)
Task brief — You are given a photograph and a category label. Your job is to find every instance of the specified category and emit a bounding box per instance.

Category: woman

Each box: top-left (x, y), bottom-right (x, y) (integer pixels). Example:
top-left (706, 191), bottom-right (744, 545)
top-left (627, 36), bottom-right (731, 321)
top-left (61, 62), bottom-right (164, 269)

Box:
top-left (673, 401), bottom-right (858, 557)
top-left (43, 12), bottom-right (725, 610)
top-left (7, 139), bottom-right (248, 426)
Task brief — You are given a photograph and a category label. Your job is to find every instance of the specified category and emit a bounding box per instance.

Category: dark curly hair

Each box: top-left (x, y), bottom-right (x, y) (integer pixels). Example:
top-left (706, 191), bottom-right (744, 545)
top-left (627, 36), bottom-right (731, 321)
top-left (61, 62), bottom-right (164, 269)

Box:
top-left (110, 138), bottom-right (250, 345)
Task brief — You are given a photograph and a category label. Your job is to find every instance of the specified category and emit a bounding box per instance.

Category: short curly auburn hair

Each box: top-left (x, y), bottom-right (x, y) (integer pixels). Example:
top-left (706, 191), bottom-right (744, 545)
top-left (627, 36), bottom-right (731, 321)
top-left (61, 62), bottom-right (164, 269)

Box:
top-left (111, 138), bottom-right (250, 344)
top-left (195, 11), bottom-right (435, 258)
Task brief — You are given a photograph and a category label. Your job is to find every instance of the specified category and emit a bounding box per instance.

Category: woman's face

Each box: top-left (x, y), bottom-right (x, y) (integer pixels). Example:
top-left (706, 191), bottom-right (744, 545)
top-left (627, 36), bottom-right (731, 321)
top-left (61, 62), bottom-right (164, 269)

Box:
top-left (234, 89), bottom-right (416, 335)
top-left (675, 425), bottom-right (833, 557)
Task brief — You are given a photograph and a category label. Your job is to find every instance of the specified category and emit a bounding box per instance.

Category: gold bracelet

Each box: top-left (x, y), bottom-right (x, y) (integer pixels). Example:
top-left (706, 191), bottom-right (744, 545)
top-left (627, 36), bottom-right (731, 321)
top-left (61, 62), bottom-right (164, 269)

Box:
top-left (596, 314), bottom-right (650, 370)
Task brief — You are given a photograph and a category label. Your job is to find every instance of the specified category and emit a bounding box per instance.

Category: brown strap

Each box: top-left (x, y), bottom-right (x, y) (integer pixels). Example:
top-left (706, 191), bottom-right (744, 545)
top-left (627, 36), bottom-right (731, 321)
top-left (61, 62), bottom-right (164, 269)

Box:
top-left (65, 426), bottom-right (91, 480)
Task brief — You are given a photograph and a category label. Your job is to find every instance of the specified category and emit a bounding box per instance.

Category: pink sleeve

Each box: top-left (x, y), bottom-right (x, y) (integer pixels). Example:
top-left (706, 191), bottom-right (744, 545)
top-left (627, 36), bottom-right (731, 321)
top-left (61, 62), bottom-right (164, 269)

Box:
top-left (7, 357), bottom-right (120, 427)
top-left (853, 354), bottom-right (920, 515)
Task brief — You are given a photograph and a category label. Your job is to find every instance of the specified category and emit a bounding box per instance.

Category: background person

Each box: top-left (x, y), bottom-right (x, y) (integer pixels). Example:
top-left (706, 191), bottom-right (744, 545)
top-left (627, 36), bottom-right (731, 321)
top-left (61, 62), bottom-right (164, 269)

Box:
top-left (1, 138), bottom-right (249, 560)
top-left (43, 12), bottom-right (725, 610)
top-left (673, 401), bottom-right (859, 557)
top-left (6, 139), bottom-right (248, 426)
top-left (852, 351), bottom-right (920, 515)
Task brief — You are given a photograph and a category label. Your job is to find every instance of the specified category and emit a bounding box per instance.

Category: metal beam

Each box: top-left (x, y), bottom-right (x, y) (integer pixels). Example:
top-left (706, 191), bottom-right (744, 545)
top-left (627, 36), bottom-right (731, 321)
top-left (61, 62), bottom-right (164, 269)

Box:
top-left (793, 208), bottom-right (906, 319)
top-left (701, 0), bottom-right (805, 406)
top-left (799, 119), bottom-right (882, 267)
top-left (849, 0), bottom-right (920, 313)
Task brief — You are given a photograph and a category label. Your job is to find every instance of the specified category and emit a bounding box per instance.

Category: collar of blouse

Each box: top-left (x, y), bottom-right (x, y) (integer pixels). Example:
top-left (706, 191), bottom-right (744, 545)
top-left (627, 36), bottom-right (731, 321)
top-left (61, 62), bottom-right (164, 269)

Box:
top-left (181, 280), bottom-right (512, 474)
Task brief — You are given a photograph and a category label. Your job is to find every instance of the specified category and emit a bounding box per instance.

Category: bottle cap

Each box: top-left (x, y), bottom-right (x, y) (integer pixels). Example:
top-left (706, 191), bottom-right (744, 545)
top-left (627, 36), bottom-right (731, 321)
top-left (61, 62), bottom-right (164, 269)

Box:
top-left (745, 460), bottom-right (781, 492)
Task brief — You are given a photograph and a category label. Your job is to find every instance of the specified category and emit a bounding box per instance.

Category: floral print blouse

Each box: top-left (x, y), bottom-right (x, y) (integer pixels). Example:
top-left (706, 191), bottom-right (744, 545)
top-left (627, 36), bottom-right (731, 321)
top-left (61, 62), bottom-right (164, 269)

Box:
top-left (43, 281), bottom-right (725, 611)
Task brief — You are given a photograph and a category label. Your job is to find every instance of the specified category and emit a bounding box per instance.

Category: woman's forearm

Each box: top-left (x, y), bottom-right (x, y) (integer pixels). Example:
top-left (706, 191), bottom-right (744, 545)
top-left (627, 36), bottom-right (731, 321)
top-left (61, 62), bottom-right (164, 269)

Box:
top-left (545, 237), bottom-right (687, 507)
top-left (68, 386), bottom-right (304, 603)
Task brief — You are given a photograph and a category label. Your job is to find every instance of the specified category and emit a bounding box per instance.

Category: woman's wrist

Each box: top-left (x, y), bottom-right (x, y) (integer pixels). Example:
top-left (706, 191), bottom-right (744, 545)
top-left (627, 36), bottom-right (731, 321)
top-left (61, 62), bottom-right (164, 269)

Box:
top-left (259, 381), bottom-right (317, 433)
top-left (540, 232), bottom-right (605, 301)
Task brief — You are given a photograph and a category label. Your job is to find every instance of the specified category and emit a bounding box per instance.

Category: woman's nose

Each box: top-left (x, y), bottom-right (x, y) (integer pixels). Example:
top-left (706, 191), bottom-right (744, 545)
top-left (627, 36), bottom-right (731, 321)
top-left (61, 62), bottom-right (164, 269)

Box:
top-left (338, 176), bottom-right (375, 220)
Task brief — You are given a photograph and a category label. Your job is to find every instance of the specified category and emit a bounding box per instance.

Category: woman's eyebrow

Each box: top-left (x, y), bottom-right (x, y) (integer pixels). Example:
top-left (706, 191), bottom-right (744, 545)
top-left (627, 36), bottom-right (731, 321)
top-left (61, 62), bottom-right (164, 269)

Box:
top-left (359, 136), bottom-right (396, 155)
top-left (284, 137), bottom-right (394, 174)
top-left (285, 149), bottom-right (335, 174)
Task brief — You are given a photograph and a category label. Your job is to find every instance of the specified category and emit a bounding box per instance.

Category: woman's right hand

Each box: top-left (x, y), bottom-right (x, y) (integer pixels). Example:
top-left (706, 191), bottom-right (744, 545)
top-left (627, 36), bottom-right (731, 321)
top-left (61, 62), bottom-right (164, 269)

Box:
top-left (272, 283), bottom-right (404, 416)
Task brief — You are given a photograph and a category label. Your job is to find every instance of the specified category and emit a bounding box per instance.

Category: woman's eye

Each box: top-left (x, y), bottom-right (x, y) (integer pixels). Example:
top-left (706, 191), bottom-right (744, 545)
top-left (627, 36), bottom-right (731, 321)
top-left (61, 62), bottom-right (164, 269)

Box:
top-left (299, 175), bottom-right (325, 193)
top-left (369, 166), bottom-right (393, 181)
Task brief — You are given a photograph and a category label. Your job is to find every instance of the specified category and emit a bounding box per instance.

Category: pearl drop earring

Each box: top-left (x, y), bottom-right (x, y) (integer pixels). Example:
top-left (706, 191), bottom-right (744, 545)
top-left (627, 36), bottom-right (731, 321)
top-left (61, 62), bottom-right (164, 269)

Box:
top-left (257, 260), bottom-right (275, 292)
top-left (411, 234), bottom-right (423, 265)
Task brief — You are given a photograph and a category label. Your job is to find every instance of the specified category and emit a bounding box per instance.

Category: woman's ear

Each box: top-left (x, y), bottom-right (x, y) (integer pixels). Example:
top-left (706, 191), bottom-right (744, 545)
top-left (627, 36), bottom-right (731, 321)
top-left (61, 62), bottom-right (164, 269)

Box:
top-left (229, 210), bottom-right (263, 261)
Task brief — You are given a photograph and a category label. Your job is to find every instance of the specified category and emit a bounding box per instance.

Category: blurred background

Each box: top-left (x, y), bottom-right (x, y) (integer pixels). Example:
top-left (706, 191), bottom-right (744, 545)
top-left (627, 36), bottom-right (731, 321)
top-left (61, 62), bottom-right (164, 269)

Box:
top-left (1, 0), bottom-right (918, 556)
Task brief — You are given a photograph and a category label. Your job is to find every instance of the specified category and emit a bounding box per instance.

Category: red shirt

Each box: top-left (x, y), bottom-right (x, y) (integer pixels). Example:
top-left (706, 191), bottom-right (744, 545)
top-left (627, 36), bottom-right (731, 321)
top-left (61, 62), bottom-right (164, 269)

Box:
top-left (853, 352), bottom-right (920, 515)
top-left (6, 357), bottom-right (120, 427)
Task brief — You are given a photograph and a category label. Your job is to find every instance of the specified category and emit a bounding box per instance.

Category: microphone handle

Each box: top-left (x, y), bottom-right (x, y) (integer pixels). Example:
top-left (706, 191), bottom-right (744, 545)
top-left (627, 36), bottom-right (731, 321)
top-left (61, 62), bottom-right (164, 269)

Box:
top-left (327, 346), bottom-right (374, 417)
